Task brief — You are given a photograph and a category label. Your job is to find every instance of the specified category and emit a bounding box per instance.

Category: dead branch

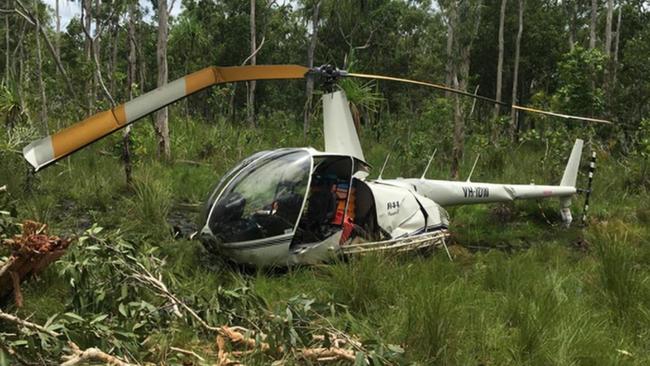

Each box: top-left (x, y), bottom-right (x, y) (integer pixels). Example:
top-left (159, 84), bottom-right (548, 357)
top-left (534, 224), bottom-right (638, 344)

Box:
top-left (0, 309), bottom-right (60, 337)
top-left (241, 35), bottom-right (266, 66)
top-left (129, 261), bottom-right (184, 319)
top-left (9, 270), bottom-right (23, 307)
top-left (60, 342), bottom-right (135, 366)
top-left (0, 255), bottom-right (16, 278)
top-left (0, 185), bottom-right (6, 192)
top-left (298, 347), bottom-right (356, 362)
top-left (169, 346), bottom-right (205, 361)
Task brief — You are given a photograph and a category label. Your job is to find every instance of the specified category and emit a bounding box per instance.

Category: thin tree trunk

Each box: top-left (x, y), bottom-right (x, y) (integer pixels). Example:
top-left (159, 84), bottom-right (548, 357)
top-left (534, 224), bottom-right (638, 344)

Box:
top-left (18, 37), bottom-right (24, 106)
top-left (604, 0), bottom-right (613, 55)
top-left (34, 17), bottom-right (48, 133)
top-left (123, 1), bottom-right (137, 187)
top-left (154, 0), bottom-right (171, 159)
top-left (109, 22), bottom-right (118, 96)
top-left (5, 3), bottom-right (9, 79)
top-left (450, 1), bottom-right (482, 179)
top-left (589, 0), bottom-right (597, 50)
top-left (247, 0), bottom-right (257, 127)
top-left (510, 0), bottom-right (524, 140)
top-left (568, 1), bottom-right (577, 51)
top-left (493, 0), bottom-right (507, 121)
top-left (612, 5), bottom-right (621, 86)
top-left (83, 0), bottom-right (93, 112)
top-left (303, 0), bottom-right (321, 139)
top-left (92, 0), bottom-right (100, 106)
top-left (604, 0), bottom-right (613, 101)
top-left (444, 2), bottom-right (455, 98)
top-left (55, 0), bottom-right (60, 59)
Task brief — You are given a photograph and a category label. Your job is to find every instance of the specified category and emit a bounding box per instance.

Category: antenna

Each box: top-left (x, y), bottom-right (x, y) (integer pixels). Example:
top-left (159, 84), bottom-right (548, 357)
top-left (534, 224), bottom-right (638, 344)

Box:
top-left (378, 153), bottom-right (391, 180)
top-left (420, 148), bottom-right (438, 180)
top-left (466, 154), bottom-right (481, 182)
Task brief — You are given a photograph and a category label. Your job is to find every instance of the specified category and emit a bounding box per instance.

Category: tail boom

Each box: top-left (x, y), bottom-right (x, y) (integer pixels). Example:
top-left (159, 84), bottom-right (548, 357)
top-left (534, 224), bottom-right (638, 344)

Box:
top-left (396, 179), bottom-right (576, 207)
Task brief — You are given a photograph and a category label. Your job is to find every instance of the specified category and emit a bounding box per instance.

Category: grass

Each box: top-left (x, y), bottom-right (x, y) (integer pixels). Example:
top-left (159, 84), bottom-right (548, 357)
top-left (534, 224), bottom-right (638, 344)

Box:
top-left (1, 110), bottom-right (649, 364)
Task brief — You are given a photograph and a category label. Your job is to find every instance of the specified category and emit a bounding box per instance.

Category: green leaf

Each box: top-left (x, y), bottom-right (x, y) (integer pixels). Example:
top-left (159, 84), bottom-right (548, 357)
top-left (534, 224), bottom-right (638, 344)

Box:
top-left (90, 314), bottom-right (108, 324)
top-left (64, 312), bottom-right (85, 322)
top-left (118, 303), bottom-right (128, 317)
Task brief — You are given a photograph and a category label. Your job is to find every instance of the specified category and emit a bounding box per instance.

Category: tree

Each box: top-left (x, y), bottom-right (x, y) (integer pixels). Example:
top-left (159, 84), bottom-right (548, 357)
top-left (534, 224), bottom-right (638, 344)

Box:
top-left (247, 0), bottom-right (257, 128)
top-left (493, 0), bottom-right (507, 120)
top-left (154, 0), bottom-right (171, 159)
top-left (590, 0), bottom-right (597, 50)
top-left (123, 0), bottom-right (138, 186)
top-left (510, 0), bottom-right (524, 140)
top-left (303, 0), bottom-right (321, 138)
top-left (448, 0), bottom-right (483, 179)
top-left (34, 12), bottom-right (47, 133)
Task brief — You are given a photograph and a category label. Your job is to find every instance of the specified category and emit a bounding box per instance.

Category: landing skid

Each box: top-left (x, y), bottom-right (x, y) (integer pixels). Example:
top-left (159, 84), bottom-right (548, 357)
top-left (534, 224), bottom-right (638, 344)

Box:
top-left (340, 230), bottom-right (450, 255)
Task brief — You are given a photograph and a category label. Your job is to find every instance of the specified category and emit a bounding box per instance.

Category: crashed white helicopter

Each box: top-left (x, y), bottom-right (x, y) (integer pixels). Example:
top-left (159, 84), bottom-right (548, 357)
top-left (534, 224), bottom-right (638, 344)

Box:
top-left (22, 65), bottom-right (607, 267)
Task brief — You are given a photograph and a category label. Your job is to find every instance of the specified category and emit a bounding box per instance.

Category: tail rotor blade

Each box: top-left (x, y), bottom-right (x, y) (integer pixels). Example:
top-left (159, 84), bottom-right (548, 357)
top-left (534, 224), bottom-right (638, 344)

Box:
top-left (23, 65), bottom-right (309, 170)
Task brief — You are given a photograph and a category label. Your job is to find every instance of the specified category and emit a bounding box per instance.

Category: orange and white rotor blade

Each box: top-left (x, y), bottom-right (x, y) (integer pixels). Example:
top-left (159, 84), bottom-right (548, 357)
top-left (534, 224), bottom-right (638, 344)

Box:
top-left (23, 65), bottom-right (309, 170)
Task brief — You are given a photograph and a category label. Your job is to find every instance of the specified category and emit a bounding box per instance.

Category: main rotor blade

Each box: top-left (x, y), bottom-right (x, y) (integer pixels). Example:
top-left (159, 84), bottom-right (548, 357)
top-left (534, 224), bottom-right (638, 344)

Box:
top-left (23, 65), bottom-right (309, 170)
top-left (347, 72), bottom-right (612, 125)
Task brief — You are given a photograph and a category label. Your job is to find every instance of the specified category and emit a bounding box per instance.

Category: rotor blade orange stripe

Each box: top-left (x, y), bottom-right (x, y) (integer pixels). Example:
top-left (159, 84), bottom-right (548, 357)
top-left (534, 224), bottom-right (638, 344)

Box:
top-left (51, 110), bottom-right (121, 158)
top-left (24, 65), bottom-right (310, 170)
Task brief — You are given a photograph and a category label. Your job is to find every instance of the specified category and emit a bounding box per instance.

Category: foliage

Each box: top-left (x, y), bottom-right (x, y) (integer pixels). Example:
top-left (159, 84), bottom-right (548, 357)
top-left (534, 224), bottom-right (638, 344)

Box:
top-left (554, 46), bottom-right (606, 118)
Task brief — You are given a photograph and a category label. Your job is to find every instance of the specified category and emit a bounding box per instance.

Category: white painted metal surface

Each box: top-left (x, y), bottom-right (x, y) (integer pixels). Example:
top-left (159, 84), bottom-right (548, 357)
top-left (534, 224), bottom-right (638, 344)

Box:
top-left (322, 91), bottom-right (366, 162)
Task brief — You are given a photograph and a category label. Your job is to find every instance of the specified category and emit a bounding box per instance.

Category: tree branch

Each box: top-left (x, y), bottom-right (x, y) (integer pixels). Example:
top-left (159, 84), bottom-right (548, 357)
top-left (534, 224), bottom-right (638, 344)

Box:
top-left (0, 309), bottom-right (60, 338)
top-left (60, 342), bottom-right (135, 366)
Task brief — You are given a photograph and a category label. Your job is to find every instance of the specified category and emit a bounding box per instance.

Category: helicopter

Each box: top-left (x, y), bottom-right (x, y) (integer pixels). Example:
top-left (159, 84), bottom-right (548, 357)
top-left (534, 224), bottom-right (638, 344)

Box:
top-left (22, 64), bottom-right (607, 267)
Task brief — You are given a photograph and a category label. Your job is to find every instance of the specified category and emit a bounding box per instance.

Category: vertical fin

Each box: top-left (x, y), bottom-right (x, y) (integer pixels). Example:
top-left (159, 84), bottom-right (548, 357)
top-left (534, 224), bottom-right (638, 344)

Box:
top-left (560, 139), bottom-right (584, 187)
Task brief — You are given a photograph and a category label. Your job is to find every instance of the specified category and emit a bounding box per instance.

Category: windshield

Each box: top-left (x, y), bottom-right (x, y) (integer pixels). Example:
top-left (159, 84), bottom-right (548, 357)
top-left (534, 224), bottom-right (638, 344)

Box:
top-left (208, 150), bottom-right (311, 243)
top-left (199, 150), bottom-right (271, 224)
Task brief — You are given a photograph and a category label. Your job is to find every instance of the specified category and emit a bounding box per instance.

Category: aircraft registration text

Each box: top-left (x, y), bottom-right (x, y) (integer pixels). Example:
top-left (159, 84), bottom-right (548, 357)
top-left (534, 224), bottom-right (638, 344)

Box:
top-left (462, 186), bottom-right (489, 198)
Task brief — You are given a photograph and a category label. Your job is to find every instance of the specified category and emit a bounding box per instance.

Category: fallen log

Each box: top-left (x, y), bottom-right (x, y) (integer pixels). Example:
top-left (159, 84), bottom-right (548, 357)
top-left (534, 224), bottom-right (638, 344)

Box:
top-left (0, 220), bottom-right (73, 306)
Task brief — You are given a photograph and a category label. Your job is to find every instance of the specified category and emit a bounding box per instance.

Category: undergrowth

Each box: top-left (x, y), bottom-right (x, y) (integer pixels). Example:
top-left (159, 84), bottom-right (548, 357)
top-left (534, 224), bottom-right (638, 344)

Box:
top-left (0, 111), bottom-right (648, 364)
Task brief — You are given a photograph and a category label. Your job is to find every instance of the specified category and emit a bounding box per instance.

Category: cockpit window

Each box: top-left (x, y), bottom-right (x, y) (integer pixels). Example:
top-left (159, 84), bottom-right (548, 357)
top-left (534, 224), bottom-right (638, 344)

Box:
top-left (200, 150), bottom-right (271, 224)
top-left (208, 151), bottom-right (311, 243)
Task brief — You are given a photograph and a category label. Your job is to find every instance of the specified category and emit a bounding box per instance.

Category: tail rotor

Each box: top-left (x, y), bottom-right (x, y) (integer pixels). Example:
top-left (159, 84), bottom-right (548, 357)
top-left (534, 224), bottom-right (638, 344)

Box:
top-left (580, 151), bottom-right (597, 225)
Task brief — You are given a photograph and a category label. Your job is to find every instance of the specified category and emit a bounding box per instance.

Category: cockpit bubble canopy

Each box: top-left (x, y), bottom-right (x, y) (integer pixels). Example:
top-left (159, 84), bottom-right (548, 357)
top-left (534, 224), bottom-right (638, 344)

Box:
top-left (207, 150), bottom-right (311, 244)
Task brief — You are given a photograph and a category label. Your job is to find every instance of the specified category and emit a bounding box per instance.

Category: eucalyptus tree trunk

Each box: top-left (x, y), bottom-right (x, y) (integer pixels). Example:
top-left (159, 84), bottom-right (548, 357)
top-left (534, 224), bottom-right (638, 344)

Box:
top-left (612, 6), bottom-right (621, 86)
top-left (568, 1), bottom-right (577, 51)
top-left (123, 1), bottom-right (137, 186)
top-left (450, 0), bottom-right (482, 180)
top-left (154, 0), bottom-right (171, 159)
top-left (5, 4), bottom-right (9, 79)
top-left (92, 0), bottom-right (101, 106)
top-left (304, 0), bottom-right (321, 139)
top-left (604, 0), bottom-right (613, 55)
top-left (34, 17), bottom-right (48, 133)
top-left (247, 0), bottom-right (257, 128)
top-left (604, 0), bottom-right (613, 101)
top-left (55, 0), bottom-right (60, 58)
top-left (493, 0), bottom-right (507, 122)
top-left (109, 22), bottom-right (118, 96)
top-left (589, 0), bottom-right (597, 50)
top-left (83, 0), bottom-right (93, 112)
top-left (510, 0), bottom-right (524, 140)
top-left (444, 2), bottom-right (455, 98)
